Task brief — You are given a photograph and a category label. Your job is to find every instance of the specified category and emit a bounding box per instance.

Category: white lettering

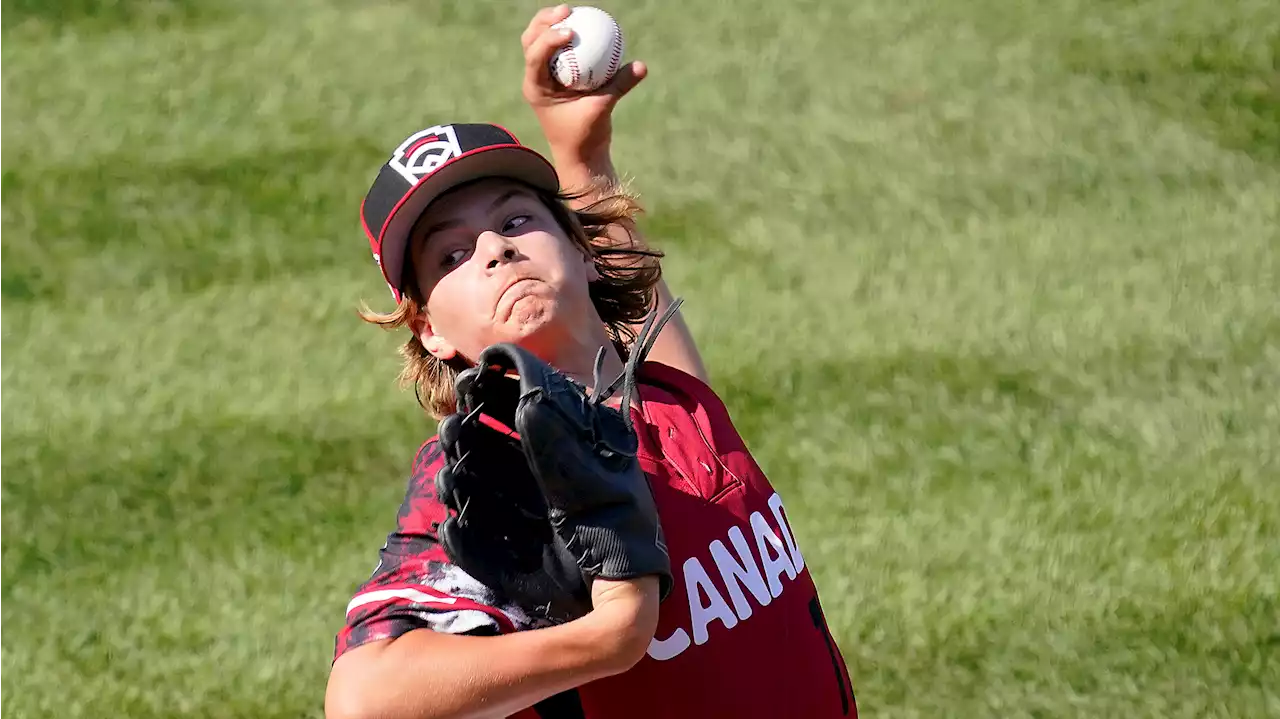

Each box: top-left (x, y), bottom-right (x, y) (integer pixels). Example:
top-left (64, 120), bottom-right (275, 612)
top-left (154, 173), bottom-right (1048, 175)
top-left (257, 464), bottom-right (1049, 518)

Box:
top-left (768, 492), bottom-right (805, 572)
top-left (684, 556), bottom-right (738, 645)
top-left (647, 628), bottom-right (691, 661)
top-left (751, 510), bottom-right (796, 597)
top-left (647, 500), bottom-right (809, 661)
top-left (709, 526), bottom-right (772, 621)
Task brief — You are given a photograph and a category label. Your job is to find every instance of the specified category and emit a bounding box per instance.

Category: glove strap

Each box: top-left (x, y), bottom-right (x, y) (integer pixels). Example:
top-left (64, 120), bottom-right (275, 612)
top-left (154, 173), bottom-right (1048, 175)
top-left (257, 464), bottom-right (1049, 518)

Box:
top-left (591, 297), bottom-right (685, 432)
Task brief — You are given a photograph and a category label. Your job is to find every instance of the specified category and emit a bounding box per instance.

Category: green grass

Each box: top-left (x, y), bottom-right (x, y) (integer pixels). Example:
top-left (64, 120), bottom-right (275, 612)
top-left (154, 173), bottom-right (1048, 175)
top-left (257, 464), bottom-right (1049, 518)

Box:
top-left (3, 0), bottom-right (1278, 717)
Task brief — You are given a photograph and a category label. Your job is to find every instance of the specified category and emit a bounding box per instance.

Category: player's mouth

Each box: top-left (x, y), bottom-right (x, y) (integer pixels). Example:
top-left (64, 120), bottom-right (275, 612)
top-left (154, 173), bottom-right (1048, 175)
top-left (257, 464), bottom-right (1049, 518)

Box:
top-left (495, 277), bottom-right (543, 318)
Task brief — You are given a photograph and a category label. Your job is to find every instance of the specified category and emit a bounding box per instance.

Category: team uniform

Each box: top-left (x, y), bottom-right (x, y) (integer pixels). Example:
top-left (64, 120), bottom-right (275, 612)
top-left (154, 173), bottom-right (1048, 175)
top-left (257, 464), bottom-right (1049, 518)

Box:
top-left (335, 362), bottom-right (857, 719)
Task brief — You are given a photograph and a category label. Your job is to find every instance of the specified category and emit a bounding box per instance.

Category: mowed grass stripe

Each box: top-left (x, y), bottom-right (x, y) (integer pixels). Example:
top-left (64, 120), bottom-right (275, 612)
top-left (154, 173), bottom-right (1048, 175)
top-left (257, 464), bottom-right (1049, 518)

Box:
top-left (5, 0), bottom-right (1273, 176)
top-left (1, 147), bottom-right (382, 301)
top-left (1, 0), bottom-right (555, 170)
top-left (0, 272), bottom-right (407, 433)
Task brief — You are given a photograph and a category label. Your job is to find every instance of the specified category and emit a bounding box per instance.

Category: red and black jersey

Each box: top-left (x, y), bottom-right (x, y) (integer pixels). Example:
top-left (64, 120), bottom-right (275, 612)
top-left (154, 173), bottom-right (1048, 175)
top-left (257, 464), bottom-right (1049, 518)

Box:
top-left (335, 363), bottom-right (857, 719)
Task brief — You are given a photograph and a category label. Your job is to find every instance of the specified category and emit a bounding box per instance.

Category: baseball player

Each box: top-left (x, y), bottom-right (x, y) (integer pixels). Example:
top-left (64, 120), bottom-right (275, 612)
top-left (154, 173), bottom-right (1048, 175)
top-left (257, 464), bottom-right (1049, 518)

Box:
top-left (326, 7), bottom-right (856, 719)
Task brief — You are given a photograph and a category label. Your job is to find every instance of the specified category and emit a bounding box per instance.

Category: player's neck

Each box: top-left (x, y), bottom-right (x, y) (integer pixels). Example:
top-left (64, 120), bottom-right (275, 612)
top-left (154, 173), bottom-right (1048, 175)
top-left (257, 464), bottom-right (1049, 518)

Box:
top-left (542, 319), bottom-right (627, 400)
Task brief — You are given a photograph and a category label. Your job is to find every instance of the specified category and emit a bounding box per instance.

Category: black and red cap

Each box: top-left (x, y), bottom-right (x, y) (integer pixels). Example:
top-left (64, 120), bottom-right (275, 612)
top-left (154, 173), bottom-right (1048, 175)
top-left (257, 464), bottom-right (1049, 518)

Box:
top-left (360, 123), bottom-right (560, 301)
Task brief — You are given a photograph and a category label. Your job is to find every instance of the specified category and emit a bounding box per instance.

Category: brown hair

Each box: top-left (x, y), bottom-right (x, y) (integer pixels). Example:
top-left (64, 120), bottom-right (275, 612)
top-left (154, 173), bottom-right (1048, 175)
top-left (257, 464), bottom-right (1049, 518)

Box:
top-left (357, 177), bottom-right (663, 419)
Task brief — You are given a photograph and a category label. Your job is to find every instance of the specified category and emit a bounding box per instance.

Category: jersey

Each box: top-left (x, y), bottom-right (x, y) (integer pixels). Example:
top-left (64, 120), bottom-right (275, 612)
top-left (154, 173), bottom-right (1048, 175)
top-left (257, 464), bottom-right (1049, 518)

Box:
top-left (335, 363), bottom-right (857, 719)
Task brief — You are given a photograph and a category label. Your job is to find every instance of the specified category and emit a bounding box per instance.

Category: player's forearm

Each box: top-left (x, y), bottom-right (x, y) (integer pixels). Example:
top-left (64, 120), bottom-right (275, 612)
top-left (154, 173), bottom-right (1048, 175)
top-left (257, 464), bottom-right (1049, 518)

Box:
top-left (551, 147), bottom-right (616, 204)
top-left (325, 608), bottom-right (644, 719)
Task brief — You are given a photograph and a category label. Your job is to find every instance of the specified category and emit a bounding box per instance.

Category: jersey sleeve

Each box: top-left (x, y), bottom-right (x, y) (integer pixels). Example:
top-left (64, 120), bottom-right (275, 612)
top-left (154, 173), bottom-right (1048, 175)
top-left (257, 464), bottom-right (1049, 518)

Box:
top-left (334, 439), bottom-right (535, 662)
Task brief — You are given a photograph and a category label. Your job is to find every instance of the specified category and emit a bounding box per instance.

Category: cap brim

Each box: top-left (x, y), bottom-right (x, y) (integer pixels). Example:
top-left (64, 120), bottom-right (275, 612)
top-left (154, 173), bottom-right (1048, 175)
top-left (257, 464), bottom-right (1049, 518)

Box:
top-left (377, 145), bottom-right (560, 296)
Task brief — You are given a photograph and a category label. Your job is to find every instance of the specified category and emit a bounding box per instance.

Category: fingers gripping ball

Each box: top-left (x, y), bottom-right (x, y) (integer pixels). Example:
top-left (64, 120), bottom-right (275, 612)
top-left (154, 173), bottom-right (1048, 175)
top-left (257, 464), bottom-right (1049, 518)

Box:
top-left (550, 6), bottom-right (625, 91)
top-left (435, 303), bottom-right (684, 622)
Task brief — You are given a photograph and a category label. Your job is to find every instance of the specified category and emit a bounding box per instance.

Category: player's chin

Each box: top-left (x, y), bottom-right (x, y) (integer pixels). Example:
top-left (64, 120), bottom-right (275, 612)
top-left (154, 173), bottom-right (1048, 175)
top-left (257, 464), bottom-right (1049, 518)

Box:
top-left (499, 294), bottom-right (559, 341)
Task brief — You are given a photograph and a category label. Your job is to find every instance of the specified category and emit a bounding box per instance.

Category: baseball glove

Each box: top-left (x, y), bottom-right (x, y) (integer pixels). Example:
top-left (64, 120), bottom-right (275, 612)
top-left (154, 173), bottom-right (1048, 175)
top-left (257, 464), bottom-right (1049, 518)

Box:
top-left (434, 300), bottom-right (683, 623)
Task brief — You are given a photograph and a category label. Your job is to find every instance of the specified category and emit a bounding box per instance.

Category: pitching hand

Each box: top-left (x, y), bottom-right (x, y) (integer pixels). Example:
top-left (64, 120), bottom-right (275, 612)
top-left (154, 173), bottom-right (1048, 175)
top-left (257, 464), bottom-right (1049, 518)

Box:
top-left (521, 4), bottom-right (646, 174)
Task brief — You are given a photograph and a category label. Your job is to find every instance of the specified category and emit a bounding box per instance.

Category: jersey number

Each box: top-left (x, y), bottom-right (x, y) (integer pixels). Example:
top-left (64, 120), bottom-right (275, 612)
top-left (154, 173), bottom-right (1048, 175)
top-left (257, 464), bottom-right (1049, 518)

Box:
top-left (809, 595), bottom-right (854, 716)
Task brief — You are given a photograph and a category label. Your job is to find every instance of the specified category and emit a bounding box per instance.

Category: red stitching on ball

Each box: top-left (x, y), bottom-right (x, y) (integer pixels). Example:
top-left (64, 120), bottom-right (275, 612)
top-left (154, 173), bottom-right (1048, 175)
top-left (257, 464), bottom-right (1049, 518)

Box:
top-left (608, 20), bottom-right (623, 78)
top-left (568, 52), bottom-right (580, 87)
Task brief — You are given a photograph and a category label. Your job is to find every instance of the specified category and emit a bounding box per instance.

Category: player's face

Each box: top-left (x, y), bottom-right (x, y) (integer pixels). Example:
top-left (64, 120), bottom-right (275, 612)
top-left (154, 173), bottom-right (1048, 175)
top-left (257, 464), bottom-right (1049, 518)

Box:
top-left (406, 178), bottom-right (599, 363)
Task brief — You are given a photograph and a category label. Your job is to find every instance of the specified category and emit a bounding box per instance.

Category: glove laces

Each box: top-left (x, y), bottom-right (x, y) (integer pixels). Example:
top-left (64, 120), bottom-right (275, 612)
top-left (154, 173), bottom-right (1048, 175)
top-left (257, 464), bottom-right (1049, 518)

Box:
top-left (589, 297), bottom-right (685, 433)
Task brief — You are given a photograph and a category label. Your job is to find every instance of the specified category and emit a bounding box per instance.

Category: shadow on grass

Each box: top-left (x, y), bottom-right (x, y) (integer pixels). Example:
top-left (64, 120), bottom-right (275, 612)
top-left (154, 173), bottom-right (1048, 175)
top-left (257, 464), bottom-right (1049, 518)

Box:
top-left (1, 138), bottom-right (383, 302)
top-left (2, 157), bottom-right (770, 303)
top-left (0, 405), bottom-right (432, 588)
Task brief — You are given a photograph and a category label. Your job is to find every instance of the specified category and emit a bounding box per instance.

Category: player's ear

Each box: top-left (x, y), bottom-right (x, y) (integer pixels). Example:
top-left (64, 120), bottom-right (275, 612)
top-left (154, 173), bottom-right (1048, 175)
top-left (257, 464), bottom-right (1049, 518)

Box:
top-left (412, 309), bottom-right (458, 361)
top-left (583, 251), bottom-right (601, 282)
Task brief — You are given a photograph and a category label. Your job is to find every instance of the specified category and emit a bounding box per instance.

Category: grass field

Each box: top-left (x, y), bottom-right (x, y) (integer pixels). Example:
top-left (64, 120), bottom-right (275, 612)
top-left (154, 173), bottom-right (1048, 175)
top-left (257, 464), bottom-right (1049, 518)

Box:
top-left (3, 0), bottom-right (1278, 717)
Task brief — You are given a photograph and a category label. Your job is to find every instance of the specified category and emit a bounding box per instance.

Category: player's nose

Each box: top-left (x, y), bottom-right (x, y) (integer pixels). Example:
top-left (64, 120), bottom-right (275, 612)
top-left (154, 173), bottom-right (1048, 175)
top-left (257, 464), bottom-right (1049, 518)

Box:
top-left (476, 230), bottom-right (519, 271)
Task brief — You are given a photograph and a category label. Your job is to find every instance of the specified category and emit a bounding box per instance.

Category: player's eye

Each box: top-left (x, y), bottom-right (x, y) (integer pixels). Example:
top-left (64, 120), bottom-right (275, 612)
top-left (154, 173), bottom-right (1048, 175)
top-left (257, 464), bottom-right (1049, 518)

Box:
top-left (502, 214), bottom-right (532, 233)
top-left (440, 247), bottom-right (470, 269)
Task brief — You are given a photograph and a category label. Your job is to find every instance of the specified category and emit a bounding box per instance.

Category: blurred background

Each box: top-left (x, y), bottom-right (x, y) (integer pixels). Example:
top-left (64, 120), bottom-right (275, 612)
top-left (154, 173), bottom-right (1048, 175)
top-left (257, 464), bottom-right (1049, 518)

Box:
top-left (2, 1), bottom-right (1277, 717)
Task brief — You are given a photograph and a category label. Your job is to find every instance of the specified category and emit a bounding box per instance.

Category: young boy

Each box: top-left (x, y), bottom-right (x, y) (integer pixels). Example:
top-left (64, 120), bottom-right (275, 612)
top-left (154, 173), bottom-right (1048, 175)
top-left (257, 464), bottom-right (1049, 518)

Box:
top-left (326, 7), bottom-right (856, 719)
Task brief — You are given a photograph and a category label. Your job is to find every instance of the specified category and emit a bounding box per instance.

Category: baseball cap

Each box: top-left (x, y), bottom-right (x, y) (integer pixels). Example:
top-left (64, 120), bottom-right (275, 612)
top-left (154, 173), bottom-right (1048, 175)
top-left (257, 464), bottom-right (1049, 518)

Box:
top-left (360, 123), bottom-right (561, 301)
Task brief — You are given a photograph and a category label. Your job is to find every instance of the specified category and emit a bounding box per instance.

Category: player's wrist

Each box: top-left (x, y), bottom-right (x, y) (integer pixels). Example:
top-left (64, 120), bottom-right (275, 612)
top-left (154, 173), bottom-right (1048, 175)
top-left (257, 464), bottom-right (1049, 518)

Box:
top-left (576, 613), bottom-right (655, 676)
top-left (550, 145), bottom-right (616, 188)
top-left (582, 576), bottom-right (660, 673)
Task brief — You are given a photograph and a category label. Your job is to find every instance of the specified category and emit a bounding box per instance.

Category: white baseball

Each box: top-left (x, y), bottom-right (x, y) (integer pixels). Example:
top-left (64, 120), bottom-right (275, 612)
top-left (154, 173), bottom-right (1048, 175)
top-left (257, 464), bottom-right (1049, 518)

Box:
top-left (549, 6), bottom-right (625, 92)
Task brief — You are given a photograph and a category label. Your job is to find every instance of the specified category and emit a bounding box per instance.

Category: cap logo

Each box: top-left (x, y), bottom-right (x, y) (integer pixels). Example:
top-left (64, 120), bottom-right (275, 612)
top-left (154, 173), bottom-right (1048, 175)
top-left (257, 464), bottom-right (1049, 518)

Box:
top-left (388, 125), bottom-right (462, 185)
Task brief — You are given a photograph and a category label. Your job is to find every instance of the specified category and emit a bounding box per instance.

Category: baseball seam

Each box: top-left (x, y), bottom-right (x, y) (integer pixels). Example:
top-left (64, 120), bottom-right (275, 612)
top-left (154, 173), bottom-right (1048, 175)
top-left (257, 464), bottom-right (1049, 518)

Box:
top-left (565, 50), bottom-right (580, 88)
top-left (607, 19), bottom-right (623, 80)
